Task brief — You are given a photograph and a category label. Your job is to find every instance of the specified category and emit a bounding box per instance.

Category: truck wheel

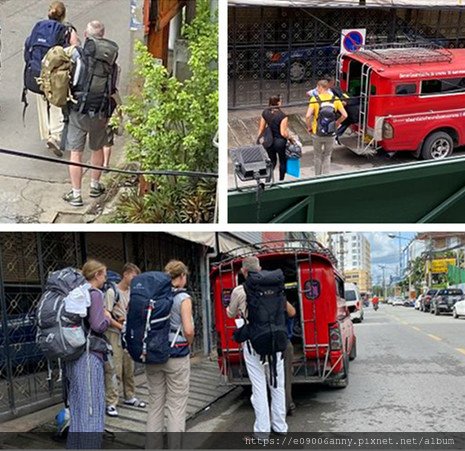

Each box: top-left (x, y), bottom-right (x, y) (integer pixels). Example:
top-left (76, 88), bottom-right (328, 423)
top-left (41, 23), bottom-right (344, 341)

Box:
top-left (349, 337), bottom-right (357, 361)
top-left (289, 60), bottom-right (306, 83)
top-left (421, 132), bottom-right (453, 160)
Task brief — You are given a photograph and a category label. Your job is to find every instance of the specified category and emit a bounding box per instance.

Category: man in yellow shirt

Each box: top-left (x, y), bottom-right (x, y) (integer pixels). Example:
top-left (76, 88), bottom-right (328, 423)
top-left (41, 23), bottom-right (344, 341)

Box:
top-left (306, 79), bottom-right (348, 176)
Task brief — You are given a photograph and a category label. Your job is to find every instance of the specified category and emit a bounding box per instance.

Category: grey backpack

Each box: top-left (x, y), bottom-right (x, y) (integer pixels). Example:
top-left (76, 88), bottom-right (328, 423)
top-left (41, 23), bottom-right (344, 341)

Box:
top-left (36, 267), bottom-right (89, 363)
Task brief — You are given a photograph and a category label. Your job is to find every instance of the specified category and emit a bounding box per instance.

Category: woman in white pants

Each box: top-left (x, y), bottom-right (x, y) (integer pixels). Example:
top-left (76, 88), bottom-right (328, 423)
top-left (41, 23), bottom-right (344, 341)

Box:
top-left (36, 2), bottom-right (80, 156)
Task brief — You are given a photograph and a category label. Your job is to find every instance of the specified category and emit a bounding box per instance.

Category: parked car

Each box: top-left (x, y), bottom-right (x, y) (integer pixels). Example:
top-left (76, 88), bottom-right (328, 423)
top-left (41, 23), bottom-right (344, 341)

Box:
top-left (344, 282), bottom-right (364, 323)
top-left (421, 288), bottom-right (438, 312)
top-left (0, 312), bottom-right (42, 371)
top-left (452, 299), bottom-right (465, 319)
top-left (414, 295), bottom-right (423, 310)
top-left (403, 298), bottom-right (414, 307)
top-left (393, 297), bottom-right (404, 306)
top-left (431, 288), bottom-right (464, 315)
top-left (387, 297), bottom-right (394, 305)
top-left (266, 44), bottom-right (339, 83)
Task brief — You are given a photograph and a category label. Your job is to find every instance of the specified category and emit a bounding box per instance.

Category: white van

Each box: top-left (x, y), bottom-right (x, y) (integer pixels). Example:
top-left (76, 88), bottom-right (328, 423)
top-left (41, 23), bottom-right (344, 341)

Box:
top-left (344, 282), bottom-right (364, 323)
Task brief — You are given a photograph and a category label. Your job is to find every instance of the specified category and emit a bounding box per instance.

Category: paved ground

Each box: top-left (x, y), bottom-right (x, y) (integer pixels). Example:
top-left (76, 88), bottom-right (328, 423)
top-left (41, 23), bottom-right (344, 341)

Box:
top-left (0, 0), bottom-right (134, 222)
top-left (228, 107), bottom-right (465, 189)
top-left (189, 304), bottom-right (465, 436)
top-left (0, 359), bottom-right (234, 449)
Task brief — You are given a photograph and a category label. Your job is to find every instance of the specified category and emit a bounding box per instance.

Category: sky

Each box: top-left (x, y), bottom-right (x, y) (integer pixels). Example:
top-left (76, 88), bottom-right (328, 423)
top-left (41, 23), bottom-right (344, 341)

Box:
top-left (363, 232), bottom-right (416, 285)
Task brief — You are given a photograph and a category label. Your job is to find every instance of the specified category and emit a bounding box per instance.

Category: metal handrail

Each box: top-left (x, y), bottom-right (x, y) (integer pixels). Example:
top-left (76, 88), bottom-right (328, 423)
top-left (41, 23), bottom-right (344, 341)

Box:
top-left (214, 239), bottom-right (338, 267)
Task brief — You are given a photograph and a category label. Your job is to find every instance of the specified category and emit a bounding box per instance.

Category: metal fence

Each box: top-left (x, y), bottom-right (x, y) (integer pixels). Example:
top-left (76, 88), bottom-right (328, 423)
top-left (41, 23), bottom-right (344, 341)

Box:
top-left (228, 6), bottom-right (465, 108)
top-left (0, 232), bottom-right (209, 421)
top-left (0, 233), bottom-right (82, 422)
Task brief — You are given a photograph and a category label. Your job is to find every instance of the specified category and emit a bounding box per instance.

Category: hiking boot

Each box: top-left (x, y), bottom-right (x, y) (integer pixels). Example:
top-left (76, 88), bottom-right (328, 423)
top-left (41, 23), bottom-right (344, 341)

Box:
top-left (106, 405), bottom-right (118, 417)
top-left (63, 191), bottom-right (83, 207)
top-left (47, 138), bottom-right (63, 157)
top-left (89, 183), bottom-right (106, 198)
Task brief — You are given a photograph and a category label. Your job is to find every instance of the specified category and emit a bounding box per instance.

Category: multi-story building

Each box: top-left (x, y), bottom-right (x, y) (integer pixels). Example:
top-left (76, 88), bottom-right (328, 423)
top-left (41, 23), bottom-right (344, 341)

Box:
top-left (328, 233), bottom-right (372, 293)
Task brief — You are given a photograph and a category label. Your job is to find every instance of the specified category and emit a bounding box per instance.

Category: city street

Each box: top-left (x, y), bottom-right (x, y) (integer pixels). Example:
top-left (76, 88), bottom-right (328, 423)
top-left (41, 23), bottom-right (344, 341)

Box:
top-left (190, 305), bottom-right (465, 434)
top-left (0, 0), bottom-right (132, 222)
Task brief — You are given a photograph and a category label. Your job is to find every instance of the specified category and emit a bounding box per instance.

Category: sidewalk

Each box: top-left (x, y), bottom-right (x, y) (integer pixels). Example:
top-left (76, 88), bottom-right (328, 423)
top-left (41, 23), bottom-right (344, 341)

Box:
top-left (0, 136), bottom-right (128, 224)
top-left (0, 358), bottom-right (234, 449)
top-left (228, 106), bottom-right (405, 189)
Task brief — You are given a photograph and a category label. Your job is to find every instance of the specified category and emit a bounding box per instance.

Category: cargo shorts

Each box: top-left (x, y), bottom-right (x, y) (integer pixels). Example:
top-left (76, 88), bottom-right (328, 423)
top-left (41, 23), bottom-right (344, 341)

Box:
top-left (65, 110), bottom-right (110, 152)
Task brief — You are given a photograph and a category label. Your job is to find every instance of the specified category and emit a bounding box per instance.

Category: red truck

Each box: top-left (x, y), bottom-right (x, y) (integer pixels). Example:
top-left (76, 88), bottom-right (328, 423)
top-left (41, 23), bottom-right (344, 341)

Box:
top-left (338, 43), bottom-right (465, 160)
top-left (210, 240), bottom-right (356, 388)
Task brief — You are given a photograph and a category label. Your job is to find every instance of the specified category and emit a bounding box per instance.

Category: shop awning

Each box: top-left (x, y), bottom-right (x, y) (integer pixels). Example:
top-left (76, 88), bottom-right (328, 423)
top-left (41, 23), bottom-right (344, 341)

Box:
top-left (229, 0), bottom-right (464, 7)
top-left (168, 232), bottom-right (250, 254)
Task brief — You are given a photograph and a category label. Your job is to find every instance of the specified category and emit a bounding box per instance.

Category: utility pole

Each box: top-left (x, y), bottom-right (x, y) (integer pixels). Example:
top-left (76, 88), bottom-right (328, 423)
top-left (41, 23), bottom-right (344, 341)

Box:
top-left (379, 264), bottom-right (387, 301)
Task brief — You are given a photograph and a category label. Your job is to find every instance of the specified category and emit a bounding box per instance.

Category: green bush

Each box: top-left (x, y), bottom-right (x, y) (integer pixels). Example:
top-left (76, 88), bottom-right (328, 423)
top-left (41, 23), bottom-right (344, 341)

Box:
top-left (116, 0), bottom-right (218, 223)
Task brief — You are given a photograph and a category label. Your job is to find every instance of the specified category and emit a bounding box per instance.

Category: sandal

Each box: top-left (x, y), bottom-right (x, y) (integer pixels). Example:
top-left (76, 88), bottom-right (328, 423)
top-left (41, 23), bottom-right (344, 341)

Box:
top-left (124, 397), bottom-right (146, 408)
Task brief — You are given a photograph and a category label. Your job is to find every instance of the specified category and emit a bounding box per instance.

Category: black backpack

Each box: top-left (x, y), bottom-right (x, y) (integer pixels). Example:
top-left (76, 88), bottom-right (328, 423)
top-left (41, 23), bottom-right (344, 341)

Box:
top-left (73, 36), bottom-right (118, 116)
top-left (315, 95), bottom-right (337, 137)
top-left (244, 269), bottom-right (288, 387)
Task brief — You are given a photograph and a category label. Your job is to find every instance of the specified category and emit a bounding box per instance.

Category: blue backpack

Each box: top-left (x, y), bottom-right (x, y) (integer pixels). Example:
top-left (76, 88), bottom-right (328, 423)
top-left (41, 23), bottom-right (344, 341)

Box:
top-left (22, 20), bottom-right (67, 116)
top-left (23, 19), bottom-right (67, 94)
top-left (124, 272), bottom-right (175, 364)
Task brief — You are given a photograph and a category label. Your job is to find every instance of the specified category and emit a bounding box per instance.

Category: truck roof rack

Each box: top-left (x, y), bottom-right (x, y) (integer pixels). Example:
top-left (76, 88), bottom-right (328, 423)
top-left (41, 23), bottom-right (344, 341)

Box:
top-left (354, 42), bottom-right (453, 66)
top-left (215, 239), bottom-right (338, 267)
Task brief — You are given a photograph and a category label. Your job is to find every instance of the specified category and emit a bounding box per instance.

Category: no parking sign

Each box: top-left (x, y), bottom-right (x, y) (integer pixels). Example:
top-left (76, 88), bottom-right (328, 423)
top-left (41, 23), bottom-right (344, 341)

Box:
top-left (340, 29), bottom-right (366, 55)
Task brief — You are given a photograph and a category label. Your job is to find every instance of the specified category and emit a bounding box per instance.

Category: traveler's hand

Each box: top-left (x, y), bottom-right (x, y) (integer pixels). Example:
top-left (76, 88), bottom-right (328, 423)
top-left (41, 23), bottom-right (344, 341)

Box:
top-left (117, 316), bottom-right (125, 324)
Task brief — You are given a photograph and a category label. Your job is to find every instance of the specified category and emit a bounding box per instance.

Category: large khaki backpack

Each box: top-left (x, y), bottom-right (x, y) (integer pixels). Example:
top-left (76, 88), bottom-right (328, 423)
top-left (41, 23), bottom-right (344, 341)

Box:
top-left (37, 45), bottom-right (75, 108)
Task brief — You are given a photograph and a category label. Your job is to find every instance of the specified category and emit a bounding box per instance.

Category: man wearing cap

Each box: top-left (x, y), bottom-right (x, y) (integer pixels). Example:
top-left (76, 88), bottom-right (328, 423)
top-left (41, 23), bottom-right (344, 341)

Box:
top-left (227, 256), bottom-right (290, 437)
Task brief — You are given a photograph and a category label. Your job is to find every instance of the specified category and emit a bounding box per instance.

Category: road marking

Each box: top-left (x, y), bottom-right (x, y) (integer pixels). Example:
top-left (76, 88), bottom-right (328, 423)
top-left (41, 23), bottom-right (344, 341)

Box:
top-left (427, 334), bottom-right (442, 341)
top-left (456, 348), bottom-right (465, 356)
top-left (412, 326), bottom-right (421, 331)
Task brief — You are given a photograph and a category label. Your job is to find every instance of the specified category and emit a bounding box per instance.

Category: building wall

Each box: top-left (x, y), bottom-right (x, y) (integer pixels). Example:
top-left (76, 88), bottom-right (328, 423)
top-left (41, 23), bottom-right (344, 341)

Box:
top-left (345, 269), bottom-right (372, 293)
top-left (330, 233), bottom-right (371, 276)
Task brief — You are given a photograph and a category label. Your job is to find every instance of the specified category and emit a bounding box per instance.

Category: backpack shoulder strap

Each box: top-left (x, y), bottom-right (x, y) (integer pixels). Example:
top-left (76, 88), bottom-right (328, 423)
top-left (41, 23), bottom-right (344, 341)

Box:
top-left (315, 95), bottom-right (322, 104)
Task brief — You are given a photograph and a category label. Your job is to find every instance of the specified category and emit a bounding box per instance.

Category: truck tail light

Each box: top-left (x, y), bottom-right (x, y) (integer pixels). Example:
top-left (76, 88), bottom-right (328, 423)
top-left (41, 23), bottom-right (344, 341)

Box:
top-left (270, 53), bottom-right (282, 62)
top-left (382, 121), bottom-right (394, 139)
top-left (329, 323), bottom-right (342, 351)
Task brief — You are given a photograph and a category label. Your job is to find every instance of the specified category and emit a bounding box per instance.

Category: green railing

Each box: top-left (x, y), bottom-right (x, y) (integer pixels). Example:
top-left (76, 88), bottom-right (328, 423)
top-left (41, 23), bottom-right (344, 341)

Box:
top-left (228, 157), bottom-right (465, 223)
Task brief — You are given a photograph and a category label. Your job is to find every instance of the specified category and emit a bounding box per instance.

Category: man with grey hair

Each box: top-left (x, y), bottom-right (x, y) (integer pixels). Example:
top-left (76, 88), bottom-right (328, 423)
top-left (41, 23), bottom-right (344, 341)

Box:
top-left (62, 20), bottom-right (119, 207)
top-left (227, 256), bottom-right (289, 438)
top-left (86, 20), bottom-right (105, 37)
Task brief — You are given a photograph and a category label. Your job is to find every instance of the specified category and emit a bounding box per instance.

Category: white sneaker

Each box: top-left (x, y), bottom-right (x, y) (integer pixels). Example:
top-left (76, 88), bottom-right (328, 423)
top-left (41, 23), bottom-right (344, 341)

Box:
top-left (106, 405), bottom-right (118, 417)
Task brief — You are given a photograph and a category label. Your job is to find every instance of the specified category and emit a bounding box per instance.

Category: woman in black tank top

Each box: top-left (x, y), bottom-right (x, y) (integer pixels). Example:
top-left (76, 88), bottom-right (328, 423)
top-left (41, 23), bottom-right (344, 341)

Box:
top-left (257, 96), bottom-right (290, 181)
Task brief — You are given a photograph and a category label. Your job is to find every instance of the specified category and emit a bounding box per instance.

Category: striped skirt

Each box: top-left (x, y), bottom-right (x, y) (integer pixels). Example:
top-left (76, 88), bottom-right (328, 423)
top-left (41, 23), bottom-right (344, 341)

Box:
top-left (66, 352), bottom-right (105, 449)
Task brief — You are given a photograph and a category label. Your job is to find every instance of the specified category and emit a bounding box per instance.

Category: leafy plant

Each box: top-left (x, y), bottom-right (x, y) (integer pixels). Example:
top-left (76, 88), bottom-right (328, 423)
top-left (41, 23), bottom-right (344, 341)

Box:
top-left (116, 0), bottom-right (218, 223)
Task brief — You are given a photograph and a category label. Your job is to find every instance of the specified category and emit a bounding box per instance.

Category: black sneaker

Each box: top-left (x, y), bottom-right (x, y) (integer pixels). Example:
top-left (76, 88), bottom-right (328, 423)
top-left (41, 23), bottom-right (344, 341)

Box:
top-left (89, 183), bottom-right (105, 198)
top-left (63, 191), bottom-right (83, 207)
